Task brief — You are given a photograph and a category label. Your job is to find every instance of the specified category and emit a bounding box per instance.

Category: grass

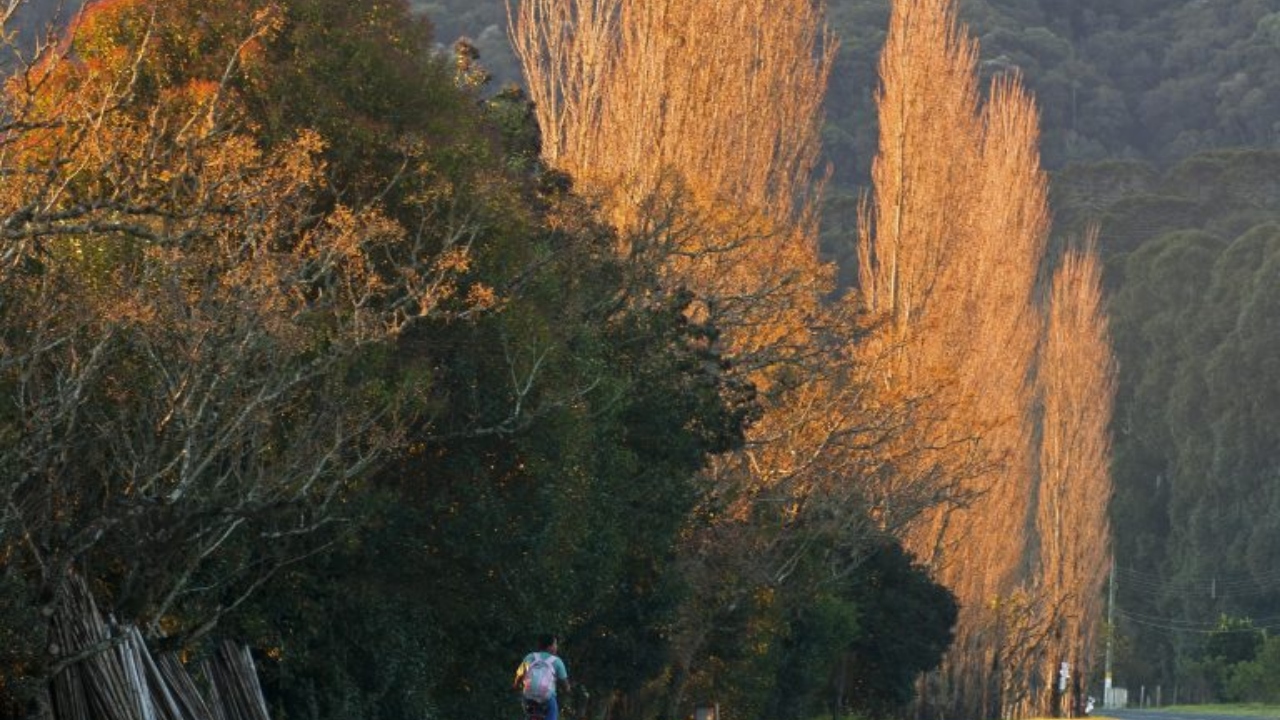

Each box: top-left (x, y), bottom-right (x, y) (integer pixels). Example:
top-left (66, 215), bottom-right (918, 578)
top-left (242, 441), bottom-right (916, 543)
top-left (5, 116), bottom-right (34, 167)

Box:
top-left (1085, 704), bottom-right (1280, 717)
top-left (805, 705), bottom-right (1280, 720)
top-left (1157, 704), bottom-right (1280, 717)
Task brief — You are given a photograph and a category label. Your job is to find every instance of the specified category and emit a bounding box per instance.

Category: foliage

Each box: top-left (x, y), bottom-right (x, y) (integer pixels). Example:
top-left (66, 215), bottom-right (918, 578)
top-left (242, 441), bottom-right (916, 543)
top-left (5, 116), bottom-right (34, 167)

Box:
top-left (24, 0), bottom-right (1280, 717)
top-left (0, 0), bottom-right (466, 643)
top-left (824, 543), bottom-right (958, 719)
top-left (17, 0), bottom-right (1280, 186)
top-left (263, 262), bottom-right (750, 720)
top-left (403, 0), bottom-right (1280, 712)
top-left (855, 1), bottom-right (1117, 717)
top-left (1096, 151), bottom-right (1280, 700)
top-left (1226, 636), bottom-right (1280, 704)
top-left (199, 9), bottom-right (756, 720)
top-left (509, 5), bottom-right (925, 720)
top-left (1177, 618), bottom-right (1265, 705)
top-left (1204, 618), bottom-right (1265, 666)
top-left (0, 0), bottom-right (542, 714)
top-left (666, 542), bottom-right (956, 720)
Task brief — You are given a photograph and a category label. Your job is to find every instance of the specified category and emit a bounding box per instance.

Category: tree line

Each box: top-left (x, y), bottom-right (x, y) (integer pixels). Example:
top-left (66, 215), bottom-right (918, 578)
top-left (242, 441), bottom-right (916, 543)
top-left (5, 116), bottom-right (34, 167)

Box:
top-left (431, 0), bottom-right (1280, 707)
top-left (0, 1), bottom-right (1118, 720)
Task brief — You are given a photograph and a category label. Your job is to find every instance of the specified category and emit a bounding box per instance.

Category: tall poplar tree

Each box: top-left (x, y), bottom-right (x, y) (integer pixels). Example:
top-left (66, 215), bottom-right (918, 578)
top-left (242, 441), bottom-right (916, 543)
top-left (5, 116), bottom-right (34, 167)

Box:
top-left (510, 1), bottom-right (933, 715)
top-left (1025, 234), bottom-right (1116, 718)
top-left (857, 1), bottom-right (1041, 714)
top-left (856, 1), bottom-right (1114, 717)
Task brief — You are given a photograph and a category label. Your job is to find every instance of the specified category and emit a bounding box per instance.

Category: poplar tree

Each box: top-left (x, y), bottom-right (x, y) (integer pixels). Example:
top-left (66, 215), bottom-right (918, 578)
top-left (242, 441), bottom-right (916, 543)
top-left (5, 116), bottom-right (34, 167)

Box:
top-left (1026, 234), bottom-right (1116, 717)
top-left (510, 1), bottom-right (923, 714)
top-left (856, 1), bottom-right (1113, 717)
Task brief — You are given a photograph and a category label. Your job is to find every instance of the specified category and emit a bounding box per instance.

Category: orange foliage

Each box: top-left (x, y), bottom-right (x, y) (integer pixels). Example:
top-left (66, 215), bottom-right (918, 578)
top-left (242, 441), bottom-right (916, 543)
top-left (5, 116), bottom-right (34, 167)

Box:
top-left (514, 0), bottom-right (896, 701)
top-left (1, 0), bottom-right (478, 344)
top-left (513, 0), bottom-right (838, 435)
top-left (0, 0), bottom-right (492, 650)
top-left (854, 1), bottom-right (1115, 717)
top-left (1028, 232), bottom-right (1116, 717)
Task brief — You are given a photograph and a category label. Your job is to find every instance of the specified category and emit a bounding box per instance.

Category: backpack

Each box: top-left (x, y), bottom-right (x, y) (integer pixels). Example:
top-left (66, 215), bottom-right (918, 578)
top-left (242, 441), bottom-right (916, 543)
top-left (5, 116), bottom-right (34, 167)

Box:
top-left (522, 653), bottom-right (558, 702)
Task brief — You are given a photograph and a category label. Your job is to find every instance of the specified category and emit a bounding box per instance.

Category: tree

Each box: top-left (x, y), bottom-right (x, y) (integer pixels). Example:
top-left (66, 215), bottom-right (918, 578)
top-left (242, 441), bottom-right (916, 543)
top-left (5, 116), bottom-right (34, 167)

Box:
top-left (855, 0), bottom-right (1043, 715)
top-left (1162, 224), bottom-right (1280, 633)
top-left (248, 192), bottom-right (755, 720)
top-left (1226, 634), bottom-right (1280, 703)
top-left (854, 0), bottom-right (1115, 717)
top-left (824, 542), bottom-right (958, 719)
top-left (0, 0), bottom-right (505, 712)
top-left (511, 3), bottom-right (925, 717)
top-left (1027, 233), bottom-right (1116, 718)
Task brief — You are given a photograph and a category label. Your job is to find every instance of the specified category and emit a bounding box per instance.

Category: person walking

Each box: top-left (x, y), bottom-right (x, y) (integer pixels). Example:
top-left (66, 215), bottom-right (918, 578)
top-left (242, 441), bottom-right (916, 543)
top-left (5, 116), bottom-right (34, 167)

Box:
top-left (513, 634), bottom-right (571, 720)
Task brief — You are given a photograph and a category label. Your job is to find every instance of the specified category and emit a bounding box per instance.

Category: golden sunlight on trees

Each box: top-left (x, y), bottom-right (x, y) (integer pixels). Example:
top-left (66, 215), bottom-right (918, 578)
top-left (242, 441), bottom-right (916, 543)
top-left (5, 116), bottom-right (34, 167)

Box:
top-left (857, 0), bottom-right (1049, 561)
top-left (510, 0), bottom-right (835, 348)
top-left (1027, 233), bottom-right (1116, 718)
top-left (511, 0), bottom-right (930, 711)
top-left (511, 0), bottom-right (840, 525)
top-left (857, 0), bottom-right (1045, 710)
top-left (511, 1), bottom-right (1118, 714)
top-left (856, 0), bottom-right (1114, 717)
top-left (0, 0), bottom-right (1123, 715)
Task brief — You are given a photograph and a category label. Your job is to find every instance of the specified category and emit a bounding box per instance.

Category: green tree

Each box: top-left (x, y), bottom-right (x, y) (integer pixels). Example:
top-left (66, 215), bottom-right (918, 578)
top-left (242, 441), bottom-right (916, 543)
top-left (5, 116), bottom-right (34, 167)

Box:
top-left (824, 543), bottom-right (957, 719)
top-left (0, 0), bottom-right (544, 714)
top-left (1226, 635), bottom-right (1280, 703)
top-left (255, 244), bottom-right (753, 720)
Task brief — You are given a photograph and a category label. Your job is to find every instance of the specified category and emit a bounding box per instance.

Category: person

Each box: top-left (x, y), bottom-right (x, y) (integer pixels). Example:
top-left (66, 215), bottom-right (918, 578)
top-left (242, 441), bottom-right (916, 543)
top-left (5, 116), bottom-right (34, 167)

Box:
top-left (513, 634), bottom-right (571, 720)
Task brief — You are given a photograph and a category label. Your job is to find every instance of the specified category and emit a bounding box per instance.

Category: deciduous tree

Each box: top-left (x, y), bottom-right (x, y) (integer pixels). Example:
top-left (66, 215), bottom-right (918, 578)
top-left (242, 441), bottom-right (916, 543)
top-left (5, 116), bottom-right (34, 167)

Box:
top-left (1018, 233), bottom-right (1115, 717)
top-left (855, 1), bottom-right (1114, 717)
top-left (0, 0), bottom-right (499, 711)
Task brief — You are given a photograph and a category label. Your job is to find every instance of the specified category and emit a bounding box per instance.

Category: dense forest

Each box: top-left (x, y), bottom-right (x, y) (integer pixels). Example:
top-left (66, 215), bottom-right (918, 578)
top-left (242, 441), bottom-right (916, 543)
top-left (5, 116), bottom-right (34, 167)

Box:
top-left (0, 0), bottom-right (1278, 719)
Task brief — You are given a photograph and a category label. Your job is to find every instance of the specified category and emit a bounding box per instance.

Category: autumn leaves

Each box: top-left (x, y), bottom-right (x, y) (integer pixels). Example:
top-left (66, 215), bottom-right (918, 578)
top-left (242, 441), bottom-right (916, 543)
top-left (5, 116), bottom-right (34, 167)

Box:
top-left (514, 0), bottom-right (1115, 716)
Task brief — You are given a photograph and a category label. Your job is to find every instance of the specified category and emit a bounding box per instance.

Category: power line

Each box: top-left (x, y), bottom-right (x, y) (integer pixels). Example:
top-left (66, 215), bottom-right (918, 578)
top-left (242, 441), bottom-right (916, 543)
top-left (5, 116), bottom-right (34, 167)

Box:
top-left (1116, 565), bottom-right (1280, 587)
top-left (1114, 608), bottom-right (1280, 634)
top-left (1113, 565), bottom-right (1280, 600)
top-left (1108, 563), bottom-right (1280, 637)
top-left (1115, 607), bottom-right (1280, 630)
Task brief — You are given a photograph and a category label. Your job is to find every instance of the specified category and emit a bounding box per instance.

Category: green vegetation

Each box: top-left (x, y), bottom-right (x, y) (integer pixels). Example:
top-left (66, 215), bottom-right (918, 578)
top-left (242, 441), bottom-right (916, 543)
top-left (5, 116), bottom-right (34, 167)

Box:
top-left (1160, 705), bottom-right (1280, 717)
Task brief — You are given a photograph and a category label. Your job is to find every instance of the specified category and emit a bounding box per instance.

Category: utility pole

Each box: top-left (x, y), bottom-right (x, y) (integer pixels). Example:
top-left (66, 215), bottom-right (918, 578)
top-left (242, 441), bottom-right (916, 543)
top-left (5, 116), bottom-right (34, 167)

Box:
top-left (1104, 556), bottom-right (1115, 708)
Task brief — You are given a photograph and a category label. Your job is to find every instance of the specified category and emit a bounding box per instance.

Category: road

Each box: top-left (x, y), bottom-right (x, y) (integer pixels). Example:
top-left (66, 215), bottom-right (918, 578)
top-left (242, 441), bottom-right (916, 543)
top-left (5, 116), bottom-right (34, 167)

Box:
top-left (1103, 709), bottom-right (1280, 720)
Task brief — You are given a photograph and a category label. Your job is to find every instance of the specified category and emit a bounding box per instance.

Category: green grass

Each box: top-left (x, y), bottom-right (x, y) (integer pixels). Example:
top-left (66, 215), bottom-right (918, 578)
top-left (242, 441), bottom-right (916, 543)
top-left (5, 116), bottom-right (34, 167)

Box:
top-left (985, 706), bottom-right (1280, 720)
top-left (1158, 704), bottom-right (1280, 717)
top-left (808, 705), bottom-right (1280, 720)
top-left (1086, 705), bottom-right (1280, 717)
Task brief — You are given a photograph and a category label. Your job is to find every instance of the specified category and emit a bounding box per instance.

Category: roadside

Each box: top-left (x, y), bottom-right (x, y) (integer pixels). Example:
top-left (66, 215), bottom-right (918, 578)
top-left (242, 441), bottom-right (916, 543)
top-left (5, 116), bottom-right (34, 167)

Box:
top-left (1097, 705), bottom-right (1280, 720)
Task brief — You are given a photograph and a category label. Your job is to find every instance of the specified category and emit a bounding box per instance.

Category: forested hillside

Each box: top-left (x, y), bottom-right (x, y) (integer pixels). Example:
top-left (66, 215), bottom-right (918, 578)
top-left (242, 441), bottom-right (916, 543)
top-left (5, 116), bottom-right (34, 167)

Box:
top-left (416, 0), bottom-right (1280, 173)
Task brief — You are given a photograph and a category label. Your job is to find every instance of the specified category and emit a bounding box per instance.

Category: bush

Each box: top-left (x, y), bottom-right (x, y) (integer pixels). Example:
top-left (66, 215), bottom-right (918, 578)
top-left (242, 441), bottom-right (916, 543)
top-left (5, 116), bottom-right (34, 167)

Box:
top-left (1226, 636), bottom-right (1280, 703)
